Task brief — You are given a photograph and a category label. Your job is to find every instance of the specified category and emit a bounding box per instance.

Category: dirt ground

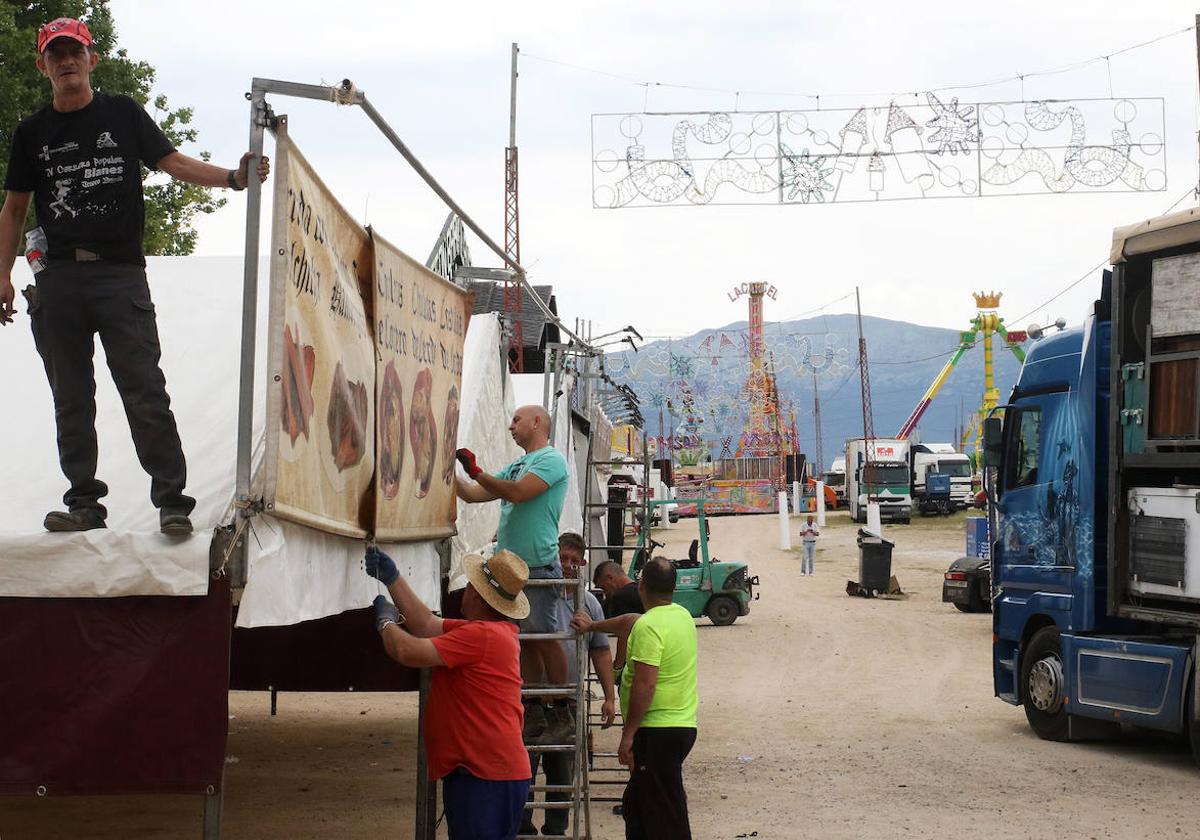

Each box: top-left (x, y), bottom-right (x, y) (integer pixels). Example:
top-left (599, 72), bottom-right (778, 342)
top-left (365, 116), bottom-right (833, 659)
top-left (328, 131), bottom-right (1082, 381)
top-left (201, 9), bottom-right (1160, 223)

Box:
top-left (5, 510), bottom-right (1200, 839)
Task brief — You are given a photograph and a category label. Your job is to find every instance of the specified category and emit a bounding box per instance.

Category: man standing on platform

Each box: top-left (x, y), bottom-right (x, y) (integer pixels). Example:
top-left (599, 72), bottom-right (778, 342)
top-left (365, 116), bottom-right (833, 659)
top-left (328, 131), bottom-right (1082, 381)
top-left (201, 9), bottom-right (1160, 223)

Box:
top-left (366, 545), bottom-right (532, 839)
top-left (0, 16), bottom-right (269, 534)
top-left (455, 404), bottom-right (573, 743)
top-left (572, 558), bottom-right (699, 840)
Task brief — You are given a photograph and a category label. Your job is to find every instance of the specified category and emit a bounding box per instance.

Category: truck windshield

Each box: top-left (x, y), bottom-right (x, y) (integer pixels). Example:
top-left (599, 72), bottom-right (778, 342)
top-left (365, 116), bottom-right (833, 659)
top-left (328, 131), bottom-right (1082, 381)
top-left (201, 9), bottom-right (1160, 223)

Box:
top-left (866, 464), bottom-right (909, 487)
top-left (824, 473), bottom-right (844, 487)
top-left (937, 461), bottom-right (972, 477)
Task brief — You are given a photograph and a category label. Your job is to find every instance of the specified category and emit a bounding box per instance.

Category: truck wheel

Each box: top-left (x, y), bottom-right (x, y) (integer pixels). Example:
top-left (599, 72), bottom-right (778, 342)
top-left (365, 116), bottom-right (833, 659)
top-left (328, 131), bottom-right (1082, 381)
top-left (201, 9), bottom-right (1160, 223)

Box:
top-left (706, 596), bottom-right (738, 626)
top-left (954, 601), bottom-right (976, 613)
top-left (1020, 626), bottom-right (1071, 741)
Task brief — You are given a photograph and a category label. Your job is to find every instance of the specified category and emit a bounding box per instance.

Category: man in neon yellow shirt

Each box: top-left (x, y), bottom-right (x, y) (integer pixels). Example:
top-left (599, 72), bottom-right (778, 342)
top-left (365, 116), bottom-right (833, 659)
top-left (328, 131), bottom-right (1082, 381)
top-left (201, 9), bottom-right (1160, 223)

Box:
top-left (572, 556), bottom-right (698, 839)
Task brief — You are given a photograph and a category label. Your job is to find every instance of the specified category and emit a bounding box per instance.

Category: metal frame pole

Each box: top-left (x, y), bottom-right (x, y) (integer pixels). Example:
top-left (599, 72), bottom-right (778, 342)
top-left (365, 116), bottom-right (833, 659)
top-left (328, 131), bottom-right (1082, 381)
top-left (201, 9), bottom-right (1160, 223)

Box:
top-left (231, 90), bottom-right (270, 587)
top-left (414, 669), bottom-right (436, 840)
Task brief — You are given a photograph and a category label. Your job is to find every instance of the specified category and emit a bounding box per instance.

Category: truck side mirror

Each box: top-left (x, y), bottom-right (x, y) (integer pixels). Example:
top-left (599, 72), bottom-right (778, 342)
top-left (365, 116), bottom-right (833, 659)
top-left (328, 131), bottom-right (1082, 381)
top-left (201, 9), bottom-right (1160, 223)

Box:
top-left (982, 417), bottom-right (1003, 468)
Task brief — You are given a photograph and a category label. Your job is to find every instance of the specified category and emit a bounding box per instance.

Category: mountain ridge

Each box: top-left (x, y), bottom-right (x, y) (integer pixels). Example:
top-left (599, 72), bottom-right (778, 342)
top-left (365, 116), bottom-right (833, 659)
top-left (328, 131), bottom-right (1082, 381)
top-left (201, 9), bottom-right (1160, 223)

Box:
top-left (607, 312), bottom-right (1026, 471)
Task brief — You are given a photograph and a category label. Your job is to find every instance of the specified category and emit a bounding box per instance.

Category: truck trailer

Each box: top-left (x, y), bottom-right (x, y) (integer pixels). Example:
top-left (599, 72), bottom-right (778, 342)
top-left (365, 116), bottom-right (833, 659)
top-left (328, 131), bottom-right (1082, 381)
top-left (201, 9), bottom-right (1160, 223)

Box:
top-left (825, 456), bottom-right (847, 508)
top-left (911, 442), bottom-right (973, 511)
top-left (845, 437), bottom-right (912, 524)
top-left (989, 208), bottom-right (1200, 758)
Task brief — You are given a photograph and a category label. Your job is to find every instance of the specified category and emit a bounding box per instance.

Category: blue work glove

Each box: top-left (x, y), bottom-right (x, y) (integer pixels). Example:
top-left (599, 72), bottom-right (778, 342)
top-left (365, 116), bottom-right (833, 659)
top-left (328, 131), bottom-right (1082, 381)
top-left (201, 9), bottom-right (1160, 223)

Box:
top-left (365, 546), bottom-right (399, 586)
top-left (374, 594), bottom-right (401, 632)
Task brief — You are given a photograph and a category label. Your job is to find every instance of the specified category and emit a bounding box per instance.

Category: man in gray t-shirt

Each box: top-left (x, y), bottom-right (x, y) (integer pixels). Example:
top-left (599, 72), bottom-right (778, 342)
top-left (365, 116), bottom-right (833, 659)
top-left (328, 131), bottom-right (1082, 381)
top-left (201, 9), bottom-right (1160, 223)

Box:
top-left (521, 532), bottom-right (616, 836)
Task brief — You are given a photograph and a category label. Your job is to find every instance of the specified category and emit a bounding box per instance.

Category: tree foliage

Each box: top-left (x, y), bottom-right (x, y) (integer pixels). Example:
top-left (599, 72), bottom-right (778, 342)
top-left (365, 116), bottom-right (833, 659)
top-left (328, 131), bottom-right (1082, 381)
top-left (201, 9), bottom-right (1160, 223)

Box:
top-left (0, 0), bottom-right (224, 255)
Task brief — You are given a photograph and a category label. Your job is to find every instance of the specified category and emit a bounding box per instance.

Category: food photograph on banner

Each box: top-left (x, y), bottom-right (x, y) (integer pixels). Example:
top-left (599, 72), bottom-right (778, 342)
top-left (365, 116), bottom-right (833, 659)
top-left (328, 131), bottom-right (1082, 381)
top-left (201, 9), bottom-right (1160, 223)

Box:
top-left (372, 231), bottom-right (471, 542)
top-left (265, 133), bottom-right (376, 538)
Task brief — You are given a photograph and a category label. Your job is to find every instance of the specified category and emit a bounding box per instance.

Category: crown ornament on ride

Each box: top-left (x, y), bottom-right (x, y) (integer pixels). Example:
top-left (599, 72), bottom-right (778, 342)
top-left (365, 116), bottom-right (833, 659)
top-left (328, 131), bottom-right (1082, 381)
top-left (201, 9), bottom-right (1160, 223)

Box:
top-left (973, 291), bottom-right (1002, 310)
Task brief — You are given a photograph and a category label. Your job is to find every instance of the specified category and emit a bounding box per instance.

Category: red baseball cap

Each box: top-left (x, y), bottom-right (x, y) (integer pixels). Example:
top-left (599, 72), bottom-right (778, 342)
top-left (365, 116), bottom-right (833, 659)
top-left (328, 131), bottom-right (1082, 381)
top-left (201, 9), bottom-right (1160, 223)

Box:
top-left (37, 18), bottom-right (93, 54)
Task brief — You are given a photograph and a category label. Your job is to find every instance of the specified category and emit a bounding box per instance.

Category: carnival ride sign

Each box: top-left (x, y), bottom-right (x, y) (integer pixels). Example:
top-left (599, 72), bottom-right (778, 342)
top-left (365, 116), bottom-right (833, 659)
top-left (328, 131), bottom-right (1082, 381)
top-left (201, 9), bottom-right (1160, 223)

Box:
top-left (373, 232), bottom-right (471, 541)
top-left (592, 97), bottom-right (1165, 208)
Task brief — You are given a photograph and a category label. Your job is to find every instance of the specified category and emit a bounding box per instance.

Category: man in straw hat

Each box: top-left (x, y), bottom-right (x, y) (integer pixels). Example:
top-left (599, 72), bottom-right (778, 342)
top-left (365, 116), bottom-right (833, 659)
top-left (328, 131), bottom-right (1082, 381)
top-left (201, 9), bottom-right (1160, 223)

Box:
top-left (455, 404), bottom-right (574, 744)
top-left (366, 545), bottom-right (532, 840)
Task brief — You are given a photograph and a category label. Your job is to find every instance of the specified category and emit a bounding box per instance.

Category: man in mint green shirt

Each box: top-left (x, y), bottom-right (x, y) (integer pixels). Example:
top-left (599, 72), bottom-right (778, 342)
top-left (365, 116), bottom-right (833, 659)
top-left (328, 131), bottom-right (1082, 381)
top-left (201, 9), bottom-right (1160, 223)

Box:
top-left (455, 404), bottom-right (573, 743)
top-left (572, 557), bottom-right (698, 839)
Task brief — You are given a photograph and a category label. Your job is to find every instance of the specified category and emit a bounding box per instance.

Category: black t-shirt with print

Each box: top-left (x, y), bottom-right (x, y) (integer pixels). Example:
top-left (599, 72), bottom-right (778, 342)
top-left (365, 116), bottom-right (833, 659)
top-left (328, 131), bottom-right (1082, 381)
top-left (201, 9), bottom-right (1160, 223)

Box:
top-left (603, 580), bottom-right (645, 618)
top-left (4, 92), bottom-right (175, 266)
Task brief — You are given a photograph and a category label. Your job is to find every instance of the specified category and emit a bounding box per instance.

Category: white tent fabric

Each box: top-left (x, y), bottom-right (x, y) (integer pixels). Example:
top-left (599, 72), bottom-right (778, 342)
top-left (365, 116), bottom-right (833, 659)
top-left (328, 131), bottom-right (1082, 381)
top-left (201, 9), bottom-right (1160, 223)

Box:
top-left (0, 256), bottom-right (456, 623)
top-left (447, 314), bottom-right (521, 581)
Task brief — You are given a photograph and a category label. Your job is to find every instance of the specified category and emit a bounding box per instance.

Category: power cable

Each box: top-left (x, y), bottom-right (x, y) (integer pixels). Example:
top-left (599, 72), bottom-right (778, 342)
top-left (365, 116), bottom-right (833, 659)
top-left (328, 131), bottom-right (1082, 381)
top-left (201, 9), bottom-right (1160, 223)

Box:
top-left (522, 24), bottom-right (1193, 106)
top-left (1007, 187), bottom-right (1196, 327)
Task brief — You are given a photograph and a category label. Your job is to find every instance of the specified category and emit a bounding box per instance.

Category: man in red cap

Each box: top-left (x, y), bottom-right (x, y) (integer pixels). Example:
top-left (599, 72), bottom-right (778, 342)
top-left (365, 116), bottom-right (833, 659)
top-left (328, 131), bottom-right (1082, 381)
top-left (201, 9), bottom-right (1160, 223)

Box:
top-left (0, 17), bottom-right (270, 535)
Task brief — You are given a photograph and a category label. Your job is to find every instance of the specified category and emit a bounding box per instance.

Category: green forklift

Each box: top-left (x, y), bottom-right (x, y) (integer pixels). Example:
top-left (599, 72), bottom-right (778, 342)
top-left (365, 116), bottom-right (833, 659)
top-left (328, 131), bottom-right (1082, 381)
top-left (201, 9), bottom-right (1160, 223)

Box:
top-left (630, 498), bottom-right (758, 625)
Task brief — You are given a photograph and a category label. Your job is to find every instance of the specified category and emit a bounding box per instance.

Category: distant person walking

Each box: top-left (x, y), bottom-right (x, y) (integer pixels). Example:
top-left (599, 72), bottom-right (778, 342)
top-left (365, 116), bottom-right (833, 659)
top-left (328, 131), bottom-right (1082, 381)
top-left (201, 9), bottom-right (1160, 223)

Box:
top-left (800, 515), bottom-right (819, 575)
top-left (573, 558), bottom-right (698, 840)
top-left (455, 404), bottom-right (573, 744)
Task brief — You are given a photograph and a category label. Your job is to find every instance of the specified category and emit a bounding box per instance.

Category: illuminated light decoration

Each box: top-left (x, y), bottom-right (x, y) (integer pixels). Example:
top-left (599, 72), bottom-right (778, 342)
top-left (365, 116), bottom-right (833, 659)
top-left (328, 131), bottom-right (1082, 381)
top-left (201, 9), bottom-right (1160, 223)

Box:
top-left (592, 97), bottom-right (1165, 207)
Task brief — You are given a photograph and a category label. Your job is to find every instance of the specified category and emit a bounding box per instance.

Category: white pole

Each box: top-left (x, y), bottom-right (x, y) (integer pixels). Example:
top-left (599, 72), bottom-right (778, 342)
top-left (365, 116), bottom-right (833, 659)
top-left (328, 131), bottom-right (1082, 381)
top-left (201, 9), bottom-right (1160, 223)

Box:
top-left (866, 502), bottom-right (883, 537)
top-left (778, 492), bottom-right (792, 550)
top-left (816, 481), bottom-right (827, 527)
top-left (792, 481), bottom-right (802, 515)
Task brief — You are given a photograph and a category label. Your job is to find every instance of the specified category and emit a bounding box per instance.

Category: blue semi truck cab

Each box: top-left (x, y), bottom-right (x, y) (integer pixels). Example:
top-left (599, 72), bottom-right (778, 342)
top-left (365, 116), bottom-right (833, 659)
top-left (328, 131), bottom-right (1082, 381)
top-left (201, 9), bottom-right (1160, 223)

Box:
top-left (989, 209), bottom-right (1200, 752)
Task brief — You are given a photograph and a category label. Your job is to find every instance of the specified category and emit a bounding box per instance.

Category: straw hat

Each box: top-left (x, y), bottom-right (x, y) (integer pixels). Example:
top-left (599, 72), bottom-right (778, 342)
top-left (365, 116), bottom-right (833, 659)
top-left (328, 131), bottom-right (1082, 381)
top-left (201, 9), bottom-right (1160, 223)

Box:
top-left (463, 549), bottom-right (530, 619)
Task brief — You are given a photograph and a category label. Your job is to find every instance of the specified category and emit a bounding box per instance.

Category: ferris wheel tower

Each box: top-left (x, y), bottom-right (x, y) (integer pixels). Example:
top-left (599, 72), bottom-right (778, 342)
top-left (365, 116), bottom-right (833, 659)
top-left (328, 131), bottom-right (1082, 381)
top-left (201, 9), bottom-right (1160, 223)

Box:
top-left (732, 282), bottom-right (781, 458)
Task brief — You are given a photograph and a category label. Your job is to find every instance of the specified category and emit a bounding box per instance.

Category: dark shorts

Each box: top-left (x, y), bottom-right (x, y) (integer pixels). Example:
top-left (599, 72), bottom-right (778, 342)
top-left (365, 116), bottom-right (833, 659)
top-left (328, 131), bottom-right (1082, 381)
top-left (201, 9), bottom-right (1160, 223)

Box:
top-left (441, 767), bottom-right (531, 840)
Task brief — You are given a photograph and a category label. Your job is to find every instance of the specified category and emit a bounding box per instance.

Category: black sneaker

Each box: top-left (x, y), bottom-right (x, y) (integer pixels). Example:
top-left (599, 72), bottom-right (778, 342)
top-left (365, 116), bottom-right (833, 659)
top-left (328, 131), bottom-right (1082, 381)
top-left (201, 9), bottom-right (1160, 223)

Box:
top-left (160, 512), bottom-right (193, 536)
top-left (44, 509), bottom-right (106, 532)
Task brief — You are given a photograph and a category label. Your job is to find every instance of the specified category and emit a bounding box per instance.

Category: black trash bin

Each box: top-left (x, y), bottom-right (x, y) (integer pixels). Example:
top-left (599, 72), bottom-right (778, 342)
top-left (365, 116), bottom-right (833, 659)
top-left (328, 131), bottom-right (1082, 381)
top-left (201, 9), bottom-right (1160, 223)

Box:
top-left (856, 529), bottom-right (895, 594)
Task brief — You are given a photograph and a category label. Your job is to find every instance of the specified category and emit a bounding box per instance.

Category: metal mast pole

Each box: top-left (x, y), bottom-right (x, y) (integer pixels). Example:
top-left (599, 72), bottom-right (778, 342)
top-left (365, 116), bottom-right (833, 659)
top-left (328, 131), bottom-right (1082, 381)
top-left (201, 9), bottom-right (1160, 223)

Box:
top-left (504, 42), bottom-right (524, 372)
top-left (812, 372), bottom-right (824, 474)
top-left (856, 287), bottom-right (876, 492)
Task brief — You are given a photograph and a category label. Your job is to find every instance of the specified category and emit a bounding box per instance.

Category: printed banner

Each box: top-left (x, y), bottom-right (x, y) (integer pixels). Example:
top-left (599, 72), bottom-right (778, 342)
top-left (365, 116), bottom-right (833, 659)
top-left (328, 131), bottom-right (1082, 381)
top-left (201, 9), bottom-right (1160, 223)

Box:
top-left (373, 232), bottom-right (471, 541)
top-left (265, 133), bottom-right (375, 538)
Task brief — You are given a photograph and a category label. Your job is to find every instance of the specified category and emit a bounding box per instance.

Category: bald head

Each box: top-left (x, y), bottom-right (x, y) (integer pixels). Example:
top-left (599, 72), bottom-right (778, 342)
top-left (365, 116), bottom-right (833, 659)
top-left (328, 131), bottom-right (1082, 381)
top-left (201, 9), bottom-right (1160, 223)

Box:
top-left (510, 404), bottom-right (552, 451)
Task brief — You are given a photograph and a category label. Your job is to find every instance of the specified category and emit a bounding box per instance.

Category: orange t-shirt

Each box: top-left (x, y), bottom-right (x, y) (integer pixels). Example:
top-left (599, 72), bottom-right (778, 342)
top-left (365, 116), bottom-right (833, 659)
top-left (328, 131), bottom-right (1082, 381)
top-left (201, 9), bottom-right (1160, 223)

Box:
top-left (427, 619), bottom-right (529, 781)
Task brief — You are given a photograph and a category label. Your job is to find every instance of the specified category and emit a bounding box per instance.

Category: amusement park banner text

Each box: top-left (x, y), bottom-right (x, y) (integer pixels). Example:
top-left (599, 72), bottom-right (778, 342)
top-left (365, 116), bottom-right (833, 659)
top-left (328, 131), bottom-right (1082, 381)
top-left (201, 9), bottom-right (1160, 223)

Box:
top-left (372, 231), bottom-right (470, 541)
top-left (264, 134), bottom-right (376, 538)
top-left (264, 134), bottom-right (467, 541)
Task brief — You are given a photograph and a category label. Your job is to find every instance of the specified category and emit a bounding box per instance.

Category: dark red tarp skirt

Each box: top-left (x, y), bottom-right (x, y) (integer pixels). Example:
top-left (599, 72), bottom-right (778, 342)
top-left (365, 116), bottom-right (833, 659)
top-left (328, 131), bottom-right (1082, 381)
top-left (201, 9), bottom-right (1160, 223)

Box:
top-left (0, 578), bottom-right (231, 796)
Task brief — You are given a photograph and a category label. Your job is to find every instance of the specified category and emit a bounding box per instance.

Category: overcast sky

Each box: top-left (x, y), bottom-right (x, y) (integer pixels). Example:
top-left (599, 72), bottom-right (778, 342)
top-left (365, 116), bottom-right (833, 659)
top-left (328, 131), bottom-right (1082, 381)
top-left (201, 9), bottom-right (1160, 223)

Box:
top-left (109, 0), bottom-right (1200, 339)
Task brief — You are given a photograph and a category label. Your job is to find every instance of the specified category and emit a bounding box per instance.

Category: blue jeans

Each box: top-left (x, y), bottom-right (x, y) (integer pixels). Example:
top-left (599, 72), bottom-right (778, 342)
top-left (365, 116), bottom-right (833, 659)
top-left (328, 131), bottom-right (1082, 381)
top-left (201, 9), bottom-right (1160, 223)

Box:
top-left (442, 767), bottom-right (531, 840)
top-left (802, 542), bottom-right (815, 575)
top-left (518, 561), bottom-right (565, 633)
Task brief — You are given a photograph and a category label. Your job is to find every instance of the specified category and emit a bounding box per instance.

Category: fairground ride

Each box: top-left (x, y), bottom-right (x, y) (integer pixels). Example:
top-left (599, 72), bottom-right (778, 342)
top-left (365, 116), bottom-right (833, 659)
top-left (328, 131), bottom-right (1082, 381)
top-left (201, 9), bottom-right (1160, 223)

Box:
top-left (894, 292), bottom-right (1026, 461)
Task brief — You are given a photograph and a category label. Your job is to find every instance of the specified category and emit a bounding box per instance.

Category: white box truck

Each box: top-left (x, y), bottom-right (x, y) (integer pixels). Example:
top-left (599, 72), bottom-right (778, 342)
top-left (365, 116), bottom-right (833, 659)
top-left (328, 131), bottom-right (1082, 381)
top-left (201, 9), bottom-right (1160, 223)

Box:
top-left (910, 443), bottom-right (973, 510)
top-left (824, 457), bottom-right (847, 508)
top-left (845, 437), bottom-right (912, 524)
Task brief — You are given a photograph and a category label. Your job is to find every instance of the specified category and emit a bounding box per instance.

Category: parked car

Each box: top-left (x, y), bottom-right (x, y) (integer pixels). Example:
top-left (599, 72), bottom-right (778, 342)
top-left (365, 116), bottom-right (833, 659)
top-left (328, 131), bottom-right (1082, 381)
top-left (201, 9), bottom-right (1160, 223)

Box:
top-left (943, 556), bottom-right (991, 613)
